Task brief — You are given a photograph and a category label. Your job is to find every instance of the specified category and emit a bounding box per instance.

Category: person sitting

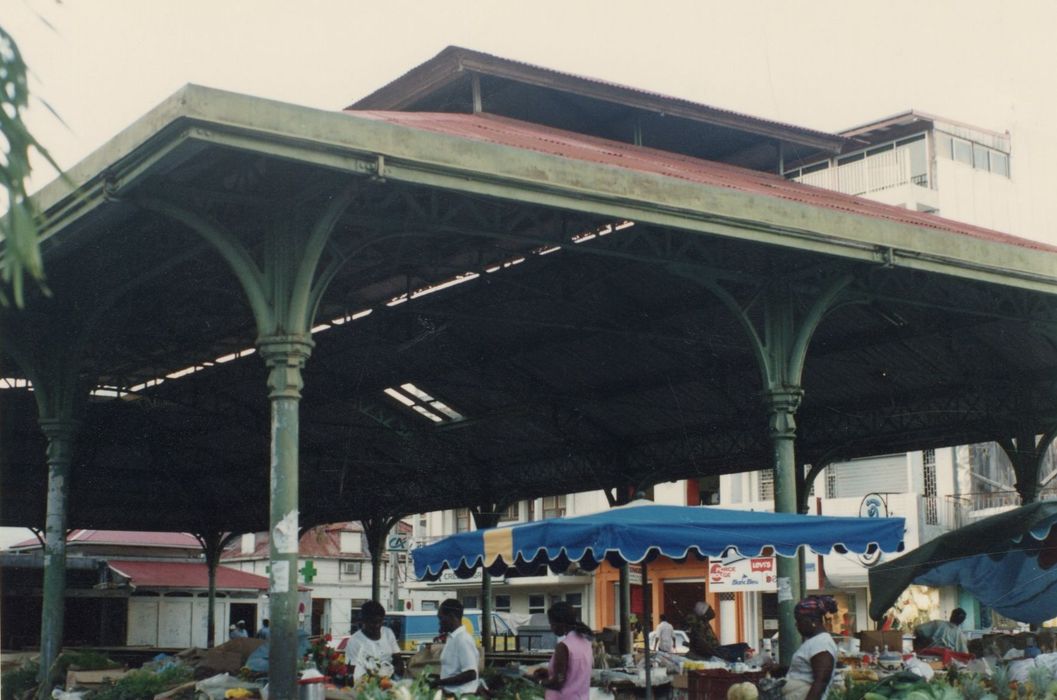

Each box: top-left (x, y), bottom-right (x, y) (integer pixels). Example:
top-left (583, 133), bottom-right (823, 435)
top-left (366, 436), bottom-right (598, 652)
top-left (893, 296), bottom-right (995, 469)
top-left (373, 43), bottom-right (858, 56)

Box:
top-left (532, 602), bottom-right (593, 700)
top-left (686, 601), bottom-right (721, 659)
top-left (429, 599), bottom-right (479, 697)
top-left (913, 608), bottom-right (968, 654)
top-left (346, 600), bottom-right (404, 681)
top-left (654, 614), bottom-right (675, 653)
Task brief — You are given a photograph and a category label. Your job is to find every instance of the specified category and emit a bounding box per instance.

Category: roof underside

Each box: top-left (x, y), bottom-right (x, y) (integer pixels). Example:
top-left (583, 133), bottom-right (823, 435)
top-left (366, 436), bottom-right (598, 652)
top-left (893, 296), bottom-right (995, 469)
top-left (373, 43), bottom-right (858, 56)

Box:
top-left (1, 86), bottom-right (1056, 533)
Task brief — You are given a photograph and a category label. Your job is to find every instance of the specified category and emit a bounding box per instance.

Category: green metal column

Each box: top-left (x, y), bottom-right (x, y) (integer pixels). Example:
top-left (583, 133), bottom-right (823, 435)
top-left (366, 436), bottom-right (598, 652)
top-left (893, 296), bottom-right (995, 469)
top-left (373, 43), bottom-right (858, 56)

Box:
top-left (197, 532), bottom-right (235, 648)
top-left (764, 390), bottom-right (803, 665)
top-left (143, 184), bottom-right (356, 700)
top-left (689, 274), bottom-right (850, 665)
top-left (471, 507), bottom-right (501, 659)
top-left (259, 336), bottom-right (313, 700)
top-left (481, 571), bottom-right (494, 652)
top-left (1000, 429), bottom-right (1057, 505)
top-left (37, 418), bottom-right (79, 694)
top-left (619, 564), bottom-right (632, 655)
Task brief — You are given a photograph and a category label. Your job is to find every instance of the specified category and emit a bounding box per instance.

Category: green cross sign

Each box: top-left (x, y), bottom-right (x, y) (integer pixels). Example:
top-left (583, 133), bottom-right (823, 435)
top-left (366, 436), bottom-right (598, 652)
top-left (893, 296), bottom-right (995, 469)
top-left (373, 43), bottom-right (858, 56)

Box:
top-left (299, 561), bottom-right (318, 583)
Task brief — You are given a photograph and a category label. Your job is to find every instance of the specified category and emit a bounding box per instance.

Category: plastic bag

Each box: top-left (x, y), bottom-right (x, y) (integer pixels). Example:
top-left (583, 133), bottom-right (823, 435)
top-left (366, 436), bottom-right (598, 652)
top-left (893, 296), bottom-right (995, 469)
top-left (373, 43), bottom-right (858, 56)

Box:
top-left (406, 642), bottom-right (444, 676)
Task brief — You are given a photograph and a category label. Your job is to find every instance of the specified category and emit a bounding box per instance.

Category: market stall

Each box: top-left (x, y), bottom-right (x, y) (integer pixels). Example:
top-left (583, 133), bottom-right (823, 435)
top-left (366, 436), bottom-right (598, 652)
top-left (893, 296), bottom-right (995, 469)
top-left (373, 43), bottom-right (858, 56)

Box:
top-left (414, 499), bottom-right (906, 699)
top-left (868, 500), bottom-right (1057, 625)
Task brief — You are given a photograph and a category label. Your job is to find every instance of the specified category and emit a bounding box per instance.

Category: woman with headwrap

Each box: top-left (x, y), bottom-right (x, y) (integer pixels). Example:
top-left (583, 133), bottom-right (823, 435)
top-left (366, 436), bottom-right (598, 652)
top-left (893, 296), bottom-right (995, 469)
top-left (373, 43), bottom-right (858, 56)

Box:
top-left (686, 601), bottom-right (721, 659)
top-left (778, 596), bottom-right (839, 700)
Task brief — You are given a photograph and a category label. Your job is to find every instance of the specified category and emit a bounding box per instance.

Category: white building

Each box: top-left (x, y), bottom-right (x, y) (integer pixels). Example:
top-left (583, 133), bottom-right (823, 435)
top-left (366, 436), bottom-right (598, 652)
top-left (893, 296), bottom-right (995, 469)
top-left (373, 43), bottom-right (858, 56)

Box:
top-left (223, 521), bottom-right (416, 639)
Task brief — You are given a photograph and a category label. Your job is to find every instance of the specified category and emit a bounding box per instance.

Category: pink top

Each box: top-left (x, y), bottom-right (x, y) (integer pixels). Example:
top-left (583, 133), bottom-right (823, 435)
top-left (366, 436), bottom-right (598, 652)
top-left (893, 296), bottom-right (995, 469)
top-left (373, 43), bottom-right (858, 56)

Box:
top-left (546, 632), bottom-right (593, 700)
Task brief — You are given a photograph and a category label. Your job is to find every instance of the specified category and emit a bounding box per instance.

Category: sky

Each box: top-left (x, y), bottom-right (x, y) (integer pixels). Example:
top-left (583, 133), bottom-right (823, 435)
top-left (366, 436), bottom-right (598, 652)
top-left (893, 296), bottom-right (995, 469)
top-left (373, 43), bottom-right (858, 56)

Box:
top-left (6, 0), bottom-right (1057, 245)
top-left (2, 0), bottom-right (1055, 545)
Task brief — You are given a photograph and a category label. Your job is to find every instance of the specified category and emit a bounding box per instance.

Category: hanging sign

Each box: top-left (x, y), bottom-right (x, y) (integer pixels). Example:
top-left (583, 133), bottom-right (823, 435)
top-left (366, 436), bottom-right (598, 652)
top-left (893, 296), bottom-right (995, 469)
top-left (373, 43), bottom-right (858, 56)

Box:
top-left (709, 555), bottom-right (777, 592)
top-left (709, 554), bottom-right (820, 592)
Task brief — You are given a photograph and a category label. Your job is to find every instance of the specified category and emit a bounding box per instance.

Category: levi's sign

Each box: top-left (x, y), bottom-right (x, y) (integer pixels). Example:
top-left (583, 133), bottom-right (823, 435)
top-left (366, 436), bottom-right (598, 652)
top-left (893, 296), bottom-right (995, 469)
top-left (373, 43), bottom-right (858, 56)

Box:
top-left (709, 556), bottom-right (776, 592)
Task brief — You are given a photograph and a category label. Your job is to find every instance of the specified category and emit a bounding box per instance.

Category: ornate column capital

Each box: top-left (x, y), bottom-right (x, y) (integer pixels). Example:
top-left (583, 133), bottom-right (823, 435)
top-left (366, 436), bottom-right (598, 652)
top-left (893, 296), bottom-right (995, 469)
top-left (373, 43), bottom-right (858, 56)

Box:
top-left (762, 387), bottom-right (804, 439)
top-left (257, 335), bottom-right (314, 400)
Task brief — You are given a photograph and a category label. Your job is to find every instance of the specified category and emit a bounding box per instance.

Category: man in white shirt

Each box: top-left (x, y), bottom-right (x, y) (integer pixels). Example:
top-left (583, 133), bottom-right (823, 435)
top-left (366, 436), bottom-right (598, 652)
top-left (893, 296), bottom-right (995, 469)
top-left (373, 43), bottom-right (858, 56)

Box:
top-left (430, 599), bottom-right (479, 697)
top-left (346, 601), bottom-right (403, 681)
top-left (655, 614), bottom-right (675, 653)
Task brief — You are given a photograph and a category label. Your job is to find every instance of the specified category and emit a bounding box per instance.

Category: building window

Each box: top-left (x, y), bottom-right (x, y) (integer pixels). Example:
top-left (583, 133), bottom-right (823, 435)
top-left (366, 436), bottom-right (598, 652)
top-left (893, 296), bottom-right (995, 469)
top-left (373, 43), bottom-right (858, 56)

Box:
top-left (527, 499), bottom-right (536, 521)
top-left (565, 593), bottom-right (583, 616)
top-left (923, 449), bottom-right (938, 525)
top-left (340, 532), bottom-right (362, 554)
top-left (973, 143), bottom-right (990, 171)
top-left (990, 151), bottom-right (1010, 177)
top-left (825, 465), bottom-right (837, 499)
top-left (952, 138), bottom-right (973, 165)
top-left (494, 595), bottom-right (512, 612)
top-left (421, 600), bottom-right (439, 611)
top-left (528, 594), bottom-right (546, 614)
top-left (542, 495), bottom-right (566, 520)
top-left (758, 470), bottom-right (774, 501)
top-left (455, 508), bottom-right (472, 533)
top-left (462, 595), bottom-right (478, 610)
top-left (499, 503), bottom-right (519, 522)
top-left (340, 560), bottom-right (362, 580)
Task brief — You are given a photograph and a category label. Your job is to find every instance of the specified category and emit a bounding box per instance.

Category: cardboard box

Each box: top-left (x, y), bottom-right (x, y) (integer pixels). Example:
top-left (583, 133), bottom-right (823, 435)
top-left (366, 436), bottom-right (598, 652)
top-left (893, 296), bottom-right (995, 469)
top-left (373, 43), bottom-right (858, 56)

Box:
top-left (671, 673), bottom-right (689, 690)
top-left (858, 630), bottom-right (902, 654)
top-left (65, 668), bottom-right (129, 689)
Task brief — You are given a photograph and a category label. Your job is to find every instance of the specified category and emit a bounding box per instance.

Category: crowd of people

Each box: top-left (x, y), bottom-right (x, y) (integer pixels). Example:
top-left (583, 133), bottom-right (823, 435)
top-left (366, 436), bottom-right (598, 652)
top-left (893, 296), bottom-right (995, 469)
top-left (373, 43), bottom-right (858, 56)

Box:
top-left (242, 593), bottom-right (875, 699)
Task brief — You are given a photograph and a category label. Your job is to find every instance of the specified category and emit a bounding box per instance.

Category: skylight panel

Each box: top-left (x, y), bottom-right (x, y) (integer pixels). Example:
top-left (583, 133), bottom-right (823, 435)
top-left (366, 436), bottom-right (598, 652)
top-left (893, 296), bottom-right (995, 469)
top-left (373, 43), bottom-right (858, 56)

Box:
top-left (384, 382), bottom-right (465, 425)
top-left (384, 387), bottom-right (416, 407)
top-left (412, 405), bottom-right (444, 423)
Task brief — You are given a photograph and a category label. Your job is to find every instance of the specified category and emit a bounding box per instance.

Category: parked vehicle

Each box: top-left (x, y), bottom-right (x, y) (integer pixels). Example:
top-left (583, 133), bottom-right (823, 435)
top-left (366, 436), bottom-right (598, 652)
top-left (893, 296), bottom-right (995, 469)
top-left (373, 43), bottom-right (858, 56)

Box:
top-left (646, 629), bottom-right (690, 654)
top-left (358, 610), bottom-right (516, 651)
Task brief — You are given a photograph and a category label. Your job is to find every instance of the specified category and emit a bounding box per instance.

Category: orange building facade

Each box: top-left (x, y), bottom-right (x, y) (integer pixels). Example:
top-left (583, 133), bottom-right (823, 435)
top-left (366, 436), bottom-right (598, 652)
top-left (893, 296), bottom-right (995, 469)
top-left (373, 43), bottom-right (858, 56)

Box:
top-left (592, 557), bottom-right (749, 643)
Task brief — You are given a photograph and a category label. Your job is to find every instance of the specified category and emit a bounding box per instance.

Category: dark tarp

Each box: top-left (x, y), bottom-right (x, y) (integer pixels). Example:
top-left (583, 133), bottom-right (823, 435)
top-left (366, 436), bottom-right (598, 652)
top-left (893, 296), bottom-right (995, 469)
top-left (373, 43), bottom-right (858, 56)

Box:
top-left (868, 500), bottom-right (1057, 625)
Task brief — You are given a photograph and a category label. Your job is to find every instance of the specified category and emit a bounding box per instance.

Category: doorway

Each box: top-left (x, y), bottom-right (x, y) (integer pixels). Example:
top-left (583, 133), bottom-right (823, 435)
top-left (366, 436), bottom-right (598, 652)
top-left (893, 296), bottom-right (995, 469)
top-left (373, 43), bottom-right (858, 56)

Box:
top-left (229, 603), bottom-right (257, 636)
top-left (663, 580), bottom-right (706, 629)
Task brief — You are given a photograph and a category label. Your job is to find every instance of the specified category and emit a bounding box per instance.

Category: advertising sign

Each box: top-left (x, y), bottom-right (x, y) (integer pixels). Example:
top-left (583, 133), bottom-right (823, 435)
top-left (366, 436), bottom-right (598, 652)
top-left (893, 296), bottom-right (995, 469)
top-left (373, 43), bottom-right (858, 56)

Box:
top-left (709, 555), bottom-right (776, 592)
top-left (709, 555), bottom-right (820, 592)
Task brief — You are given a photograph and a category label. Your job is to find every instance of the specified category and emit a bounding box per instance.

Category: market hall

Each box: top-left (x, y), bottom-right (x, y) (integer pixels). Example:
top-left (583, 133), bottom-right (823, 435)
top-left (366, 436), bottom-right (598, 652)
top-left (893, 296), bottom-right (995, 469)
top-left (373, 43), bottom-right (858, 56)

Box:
top-left (3, 47), bottom-right (1057, 698)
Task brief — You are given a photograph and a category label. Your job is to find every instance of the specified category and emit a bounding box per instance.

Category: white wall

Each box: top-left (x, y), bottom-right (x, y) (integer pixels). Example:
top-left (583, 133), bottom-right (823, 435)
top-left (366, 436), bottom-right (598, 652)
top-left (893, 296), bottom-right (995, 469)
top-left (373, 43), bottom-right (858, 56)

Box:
top-left (935, 158), bottom-right (1018, 233)
top-left (126, 594), bottom-right (235, 648)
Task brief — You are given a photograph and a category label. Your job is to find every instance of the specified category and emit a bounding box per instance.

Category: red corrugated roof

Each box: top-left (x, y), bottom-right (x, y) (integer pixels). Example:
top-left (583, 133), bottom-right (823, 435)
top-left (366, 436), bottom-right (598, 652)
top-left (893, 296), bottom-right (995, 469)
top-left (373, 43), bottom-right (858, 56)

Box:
top-left (108, 560), bottom-right (269, 590)
top-left (8, 529), bottom-right (201, 551)
top-left (223, 521), bottom-right (412, 561)
top-left (346, 110), bottom-right (1057, 254)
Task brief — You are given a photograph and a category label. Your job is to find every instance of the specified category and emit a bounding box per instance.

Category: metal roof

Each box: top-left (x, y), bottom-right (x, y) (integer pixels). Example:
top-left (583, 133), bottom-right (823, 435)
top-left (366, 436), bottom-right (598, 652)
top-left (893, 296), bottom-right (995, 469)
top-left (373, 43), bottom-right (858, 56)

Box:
top-left (7, 529), bottom-right (201, 550)
top-left (1, 84), bottom-right (1056, 534)
top-left (349, 46), bottom-right (848, 168)
top-left (107, 560), bottom-right (269, 591)
top-left (350, 110), bottom-right (1054, 254)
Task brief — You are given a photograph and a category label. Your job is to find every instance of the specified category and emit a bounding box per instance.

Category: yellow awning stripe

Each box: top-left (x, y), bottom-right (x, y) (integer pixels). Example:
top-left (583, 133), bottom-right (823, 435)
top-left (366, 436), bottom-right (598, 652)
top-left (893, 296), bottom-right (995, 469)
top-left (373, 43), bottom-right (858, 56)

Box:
top-left (483, 527), bottom-right (514, 565)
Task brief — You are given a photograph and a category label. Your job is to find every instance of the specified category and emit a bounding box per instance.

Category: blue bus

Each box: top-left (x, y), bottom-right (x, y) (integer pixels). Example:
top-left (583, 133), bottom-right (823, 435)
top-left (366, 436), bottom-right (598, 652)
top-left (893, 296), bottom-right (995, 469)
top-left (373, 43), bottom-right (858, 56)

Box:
top-left (381, 611), bottom-right (517, 651)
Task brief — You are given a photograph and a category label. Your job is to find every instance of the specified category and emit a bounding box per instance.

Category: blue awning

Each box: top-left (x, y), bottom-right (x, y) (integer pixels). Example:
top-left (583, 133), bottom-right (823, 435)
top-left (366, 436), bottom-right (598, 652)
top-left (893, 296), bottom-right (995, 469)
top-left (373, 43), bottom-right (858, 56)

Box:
top-left (413, 500), bottom-right (905, 581)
